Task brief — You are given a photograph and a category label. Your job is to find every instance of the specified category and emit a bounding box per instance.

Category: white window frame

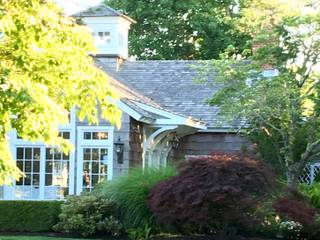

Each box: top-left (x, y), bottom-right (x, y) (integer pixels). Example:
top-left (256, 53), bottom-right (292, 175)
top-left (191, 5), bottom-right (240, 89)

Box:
top-left (76, 126), bottom-right (114, 195)
top-left (3, 127), bottom-right (75, 200)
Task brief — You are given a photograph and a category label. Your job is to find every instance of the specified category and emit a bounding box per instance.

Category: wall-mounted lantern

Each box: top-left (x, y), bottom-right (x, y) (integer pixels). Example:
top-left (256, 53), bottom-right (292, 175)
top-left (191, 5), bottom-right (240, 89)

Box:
top-left (114, 137), bottom-right (124, 164)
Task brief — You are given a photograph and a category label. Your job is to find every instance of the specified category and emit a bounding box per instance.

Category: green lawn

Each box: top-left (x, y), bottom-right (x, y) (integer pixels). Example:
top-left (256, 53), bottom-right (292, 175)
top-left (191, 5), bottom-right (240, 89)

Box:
top-left (0, 237), bottom-right (98, 240)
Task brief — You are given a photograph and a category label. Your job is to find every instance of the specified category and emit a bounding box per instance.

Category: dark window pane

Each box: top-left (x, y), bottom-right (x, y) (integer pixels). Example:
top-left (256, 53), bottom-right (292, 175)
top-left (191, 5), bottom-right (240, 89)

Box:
top-left (63, 152), bottom-right (69, 160)
top-left (46, 148), bottom-right (52, 160)
top-left (33, 148), bottom-right (40, 160)
top-left (83, 148), bottom-right (91, 160)
top-left (84, 132), bottom-right (91, 140)
top-left (16, 148), bottom-right (24, 160)
top-left (83, 172), bottom-right (90, 188)
top-left (100, 149), bottom-right (108, 161)
top-left (45, 174), bottom-right (52, 186)
top-left (54, 149), bottom-right (62, 160)
top-left (16, 161), bottom-right (23, 171)
top-left (46, 161), bottom-right (53, 172)
top-left (16, 177), bottom-right (23, 185)
top-left (33, 174), bottom-right (40, 186)
top-left (63, 132), bottom-right (70, 139)
top-left (83, 162), bottom-right (90, 173)
top-left (25, 161), bottom-right (31, 172)
top-left (24, 174), bottom-right (31, 185)
top-left (33, 161), bottom-right (40, 173)
top-left (63, 188), bottom-right (69, 196)
top-left (100, 165), bottom-right (107, 174)
top-left (25, 148), bottom-right (32, 160)
top-left (92, 162), bottom-right (99, 174)
top-left (92, 148), bottom-right (99, 160)
top-left (92, 132), bottom-right (99, 140)
top-left (92, 175), bottom-right (99, 186)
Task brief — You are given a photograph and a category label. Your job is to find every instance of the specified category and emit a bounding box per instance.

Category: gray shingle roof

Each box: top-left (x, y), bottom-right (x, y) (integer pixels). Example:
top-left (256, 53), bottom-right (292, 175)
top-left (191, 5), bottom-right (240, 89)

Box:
top-left (73, 4), bottom-right (135, 23)
top-left (95, 59), bottom-right (165, 122)
top-left (99, 59), bottom-right (238, 128)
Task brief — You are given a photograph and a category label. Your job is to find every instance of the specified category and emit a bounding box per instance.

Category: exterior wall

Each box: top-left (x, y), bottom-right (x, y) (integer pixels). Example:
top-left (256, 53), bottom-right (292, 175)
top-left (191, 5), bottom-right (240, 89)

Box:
top-left (76, 112), bottom-right (131, 178)
top-left (1, 111), bottom-right (132, 200)
top-left (129, 118), bottom-right (144, 168)
top-left (172, 132), bottom-right (251, 160)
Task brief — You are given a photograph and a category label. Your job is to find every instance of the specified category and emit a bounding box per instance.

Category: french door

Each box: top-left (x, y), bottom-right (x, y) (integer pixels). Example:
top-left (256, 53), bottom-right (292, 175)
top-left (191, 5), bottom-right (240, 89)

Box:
top-left (3, 130), bottom-right (75, 200)
top-left (76, 127), bottom-right (113, 195)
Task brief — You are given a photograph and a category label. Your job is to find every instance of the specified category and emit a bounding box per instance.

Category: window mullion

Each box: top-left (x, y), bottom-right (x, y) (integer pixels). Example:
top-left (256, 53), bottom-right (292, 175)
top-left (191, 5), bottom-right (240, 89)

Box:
top-left (39, 146), bottom-right (46, 200)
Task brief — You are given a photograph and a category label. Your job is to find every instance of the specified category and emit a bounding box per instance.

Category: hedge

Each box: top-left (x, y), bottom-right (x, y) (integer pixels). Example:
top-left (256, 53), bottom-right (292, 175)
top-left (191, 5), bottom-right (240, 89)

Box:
top-left (0, 200), bottom-right (62, 232)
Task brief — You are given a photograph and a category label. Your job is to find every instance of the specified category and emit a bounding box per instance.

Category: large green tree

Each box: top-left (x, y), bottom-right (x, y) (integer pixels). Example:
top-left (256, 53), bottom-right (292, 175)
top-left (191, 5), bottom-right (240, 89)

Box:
top-left (106, 0), bottom-right (250, 60)
top-left (197, 0), bottom-right (320, 187)
top-left (0, 0), bottom-right (121, 184)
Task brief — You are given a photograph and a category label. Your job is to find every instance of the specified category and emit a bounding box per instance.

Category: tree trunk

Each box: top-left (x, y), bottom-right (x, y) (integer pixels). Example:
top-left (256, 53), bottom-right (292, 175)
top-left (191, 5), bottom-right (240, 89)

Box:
top-left (286, 166), bottom-right (299, 189)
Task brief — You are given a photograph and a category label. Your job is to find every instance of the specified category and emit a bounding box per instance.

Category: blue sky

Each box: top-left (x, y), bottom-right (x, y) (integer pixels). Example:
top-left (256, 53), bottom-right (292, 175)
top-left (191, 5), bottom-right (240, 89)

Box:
top-left (55, 0), bottom-right (102, 15)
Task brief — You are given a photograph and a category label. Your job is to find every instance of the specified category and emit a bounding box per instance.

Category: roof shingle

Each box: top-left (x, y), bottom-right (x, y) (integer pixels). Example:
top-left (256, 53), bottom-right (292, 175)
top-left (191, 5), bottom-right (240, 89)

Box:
top-left (99, 59), bottom-right (237, 128)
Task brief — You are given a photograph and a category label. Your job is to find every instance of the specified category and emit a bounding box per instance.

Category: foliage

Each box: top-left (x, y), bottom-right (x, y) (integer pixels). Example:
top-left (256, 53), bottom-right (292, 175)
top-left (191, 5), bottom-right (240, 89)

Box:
top-left (148, 153), bottom-right (274, 235)
top-left (273, 189), bottom-right (317, 238)
top-left (300, 182), bottom-right (320, 209)
top-left (54, 195), bottom-right (123, 237)
top-left (0, 0), bottom-right (121, 184)
top-left (0, 237), bottom-right (91, 240)
top-left (127, 225), bottom-right (152, 240)
top-left (196, 1), bottom-right (320, 187)
top-left (99, 166), bottom-right (176, 230)
top-left (0, 200), bottom-right (62, 232)
top-left (106, 0), bottom-right (251, 60)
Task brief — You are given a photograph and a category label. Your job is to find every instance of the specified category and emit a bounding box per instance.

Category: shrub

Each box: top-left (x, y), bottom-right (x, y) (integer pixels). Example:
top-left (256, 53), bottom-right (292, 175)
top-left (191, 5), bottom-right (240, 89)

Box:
top-left (273, 189), bottom-right (317, 227)
top-left (0, 200), bottom-right (62, 232)
top-left (54, 194), bottom-right (123, 237)
top-left (300, 182), bottom-right (320, 209)
top-left (99, 166), bottom-right (176, 229)
top-left (147, 153), bottom-right (274, 235)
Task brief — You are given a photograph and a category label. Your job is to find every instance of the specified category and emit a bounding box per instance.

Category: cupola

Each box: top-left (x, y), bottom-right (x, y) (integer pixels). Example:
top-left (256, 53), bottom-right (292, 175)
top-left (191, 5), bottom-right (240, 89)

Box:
top-left (73, 4), bottom-right (135, 59)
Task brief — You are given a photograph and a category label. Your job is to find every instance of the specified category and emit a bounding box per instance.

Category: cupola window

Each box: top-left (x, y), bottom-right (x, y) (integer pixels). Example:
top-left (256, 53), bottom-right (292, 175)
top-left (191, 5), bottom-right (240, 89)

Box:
top-left (93, 31), bottom-right (111, 44)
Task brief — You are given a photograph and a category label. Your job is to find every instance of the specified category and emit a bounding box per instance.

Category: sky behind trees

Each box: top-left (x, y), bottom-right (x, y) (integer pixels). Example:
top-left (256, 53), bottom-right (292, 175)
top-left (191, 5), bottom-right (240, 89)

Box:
top-left (55, 0), bottom-right (102, 15)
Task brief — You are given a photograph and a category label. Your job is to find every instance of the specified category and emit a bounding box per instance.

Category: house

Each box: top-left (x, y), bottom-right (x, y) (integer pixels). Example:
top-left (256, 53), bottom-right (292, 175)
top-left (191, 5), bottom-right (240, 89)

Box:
top-left (0, 4), bottom-right (250, 201)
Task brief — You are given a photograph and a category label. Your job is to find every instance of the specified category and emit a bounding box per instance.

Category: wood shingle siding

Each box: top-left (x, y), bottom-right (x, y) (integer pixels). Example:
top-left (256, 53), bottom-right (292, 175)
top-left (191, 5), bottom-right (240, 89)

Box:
top-left (172, 133), bottom-right (251, 159)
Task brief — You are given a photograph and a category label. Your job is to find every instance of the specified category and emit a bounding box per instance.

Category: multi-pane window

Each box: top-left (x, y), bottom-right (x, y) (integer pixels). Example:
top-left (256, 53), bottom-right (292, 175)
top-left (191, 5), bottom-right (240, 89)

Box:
top-left (93, 32), bottom-right (111, 43)
top-left (82, 148), bottom-right (108, 192)
top-left (14, 131), bottom-right (71, 200)
top-left (83, 131), bottom-right (108, 140)
top-left (45, 131), bottom-right (70, 199)
top-left (15, 147), bottom-right (40, 199)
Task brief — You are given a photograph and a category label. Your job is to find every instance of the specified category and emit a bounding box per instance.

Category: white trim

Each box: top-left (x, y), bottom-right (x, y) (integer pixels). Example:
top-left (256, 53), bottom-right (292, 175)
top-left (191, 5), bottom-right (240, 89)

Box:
top-left (76, 126), bottom-right (114, 195)
top-left (133, 101), bottom-right (207, 129)
top-left (115, 100), bottom-right (144, 121)
top-left (111, 99), bottom-right (155, 124)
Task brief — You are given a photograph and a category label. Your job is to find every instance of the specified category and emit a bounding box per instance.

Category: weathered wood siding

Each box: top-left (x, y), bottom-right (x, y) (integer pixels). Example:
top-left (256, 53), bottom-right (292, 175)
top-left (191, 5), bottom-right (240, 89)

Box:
top-left (129, 117), bottom-right (144, 168)
top-left (172, 132), bottom-right (251, 160)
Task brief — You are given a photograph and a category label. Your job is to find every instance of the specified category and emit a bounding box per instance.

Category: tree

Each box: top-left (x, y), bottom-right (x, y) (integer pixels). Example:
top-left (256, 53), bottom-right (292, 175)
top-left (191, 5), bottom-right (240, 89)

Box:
top-left (106, 0), bottom-right (251, 60)
top-left (0, 0), bottom-right (121, 184)
top-left (197, 1), bottom-right (320, 188)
